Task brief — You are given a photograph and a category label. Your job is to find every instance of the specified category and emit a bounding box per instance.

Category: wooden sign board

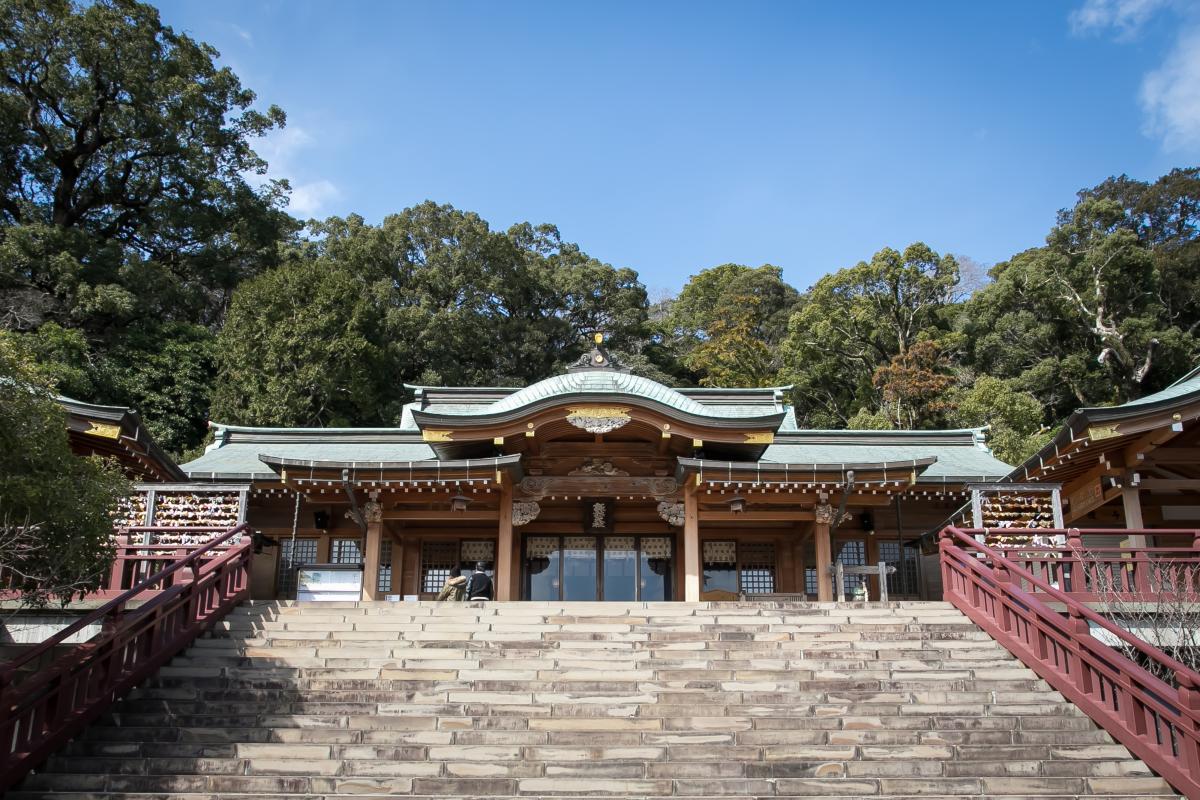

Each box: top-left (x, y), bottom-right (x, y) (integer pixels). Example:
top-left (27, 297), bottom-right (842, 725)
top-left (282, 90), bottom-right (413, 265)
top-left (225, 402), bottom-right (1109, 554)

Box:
top-left (1066, 476), bottom-right (1106, 520)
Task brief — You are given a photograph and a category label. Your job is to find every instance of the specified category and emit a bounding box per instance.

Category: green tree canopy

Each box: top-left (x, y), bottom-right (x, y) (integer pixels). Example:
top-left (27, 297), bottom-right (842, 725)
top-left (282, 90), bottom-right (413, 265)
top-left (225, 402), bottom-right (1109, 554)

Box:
top-left (0, 334), bottom-right (128, 606)
top-left (0, 0), bottom-right (294, 453)
top-left (964, 171), bottom-right (1200, 423)
top-left (780, 243), bottom-right (960, 427)
top-left (212, 203), bottom-right (653, 427)
top-left (666, 263), bottom-right (798, 387)
top-left (947, 376), bottom-right (1052, 465)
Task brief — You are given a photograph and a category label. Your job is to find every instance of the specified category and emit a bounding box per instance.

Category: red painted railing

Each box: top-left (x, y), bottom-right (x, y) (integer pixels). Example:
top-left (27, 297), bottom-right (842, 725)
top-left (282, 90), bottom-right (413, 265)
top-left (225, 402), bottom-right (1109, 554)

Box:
top-left (0, 524), bottom-right (252, 792)
top-left (967, 528), bottom-right (1200, 603)
top-left (100, 526), bottom-right (249, 597)
top-left (940, 526), bottom-right (1200, 799)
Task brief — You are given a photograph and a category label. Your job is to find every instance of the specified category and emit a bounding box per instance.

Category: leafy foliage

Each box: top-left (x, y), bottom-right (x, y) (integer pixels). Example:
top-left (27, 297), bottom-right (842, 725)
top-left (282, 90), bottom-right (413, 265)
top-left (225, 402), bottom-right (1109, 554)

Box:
top-left (0, 334), bottom-right (128, 606)
top-left (780, 243), bottom-right (959, 427)
top-left (211, 204), bottom-right (652, 427)
top-left (3, 0), bottom-right (1199, 475)
top-left (666, 263), bottom-right (798, 387)
top-left (964, 169), bottom-right (1200, 424)
top-left (0, 0), bottom-right (293, 454)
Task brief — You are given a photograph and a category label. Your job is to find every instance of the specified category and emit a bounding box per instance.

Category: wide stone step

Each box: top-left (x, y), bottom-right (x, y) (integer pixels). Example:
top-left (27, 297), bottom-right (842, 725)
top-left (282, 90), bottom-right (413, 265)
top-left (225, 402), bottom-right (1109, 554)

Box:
top-left (18, 601), bottom-right (1182, 799)
top-left (13, 772), bottom-right (1179, 796)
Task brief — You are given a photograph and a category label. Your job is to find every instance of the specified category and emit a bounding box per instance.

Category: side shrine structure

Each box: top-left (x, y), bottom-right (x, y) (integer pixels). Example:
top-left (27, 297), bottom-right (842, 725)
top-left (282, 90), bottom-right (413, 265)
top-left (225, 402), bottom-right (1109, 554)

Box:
top-left (179, 336), bottom-right (1012, 603)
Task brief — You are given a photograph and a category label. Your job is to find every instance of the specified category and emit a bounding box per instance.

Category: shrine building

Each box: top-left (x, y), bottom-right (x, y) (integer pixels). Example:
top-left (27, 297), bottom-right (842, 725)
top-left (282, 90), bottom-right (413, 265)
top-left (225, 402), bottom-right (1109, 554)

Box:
top-left (176, 336), bottom-right (1012, 603)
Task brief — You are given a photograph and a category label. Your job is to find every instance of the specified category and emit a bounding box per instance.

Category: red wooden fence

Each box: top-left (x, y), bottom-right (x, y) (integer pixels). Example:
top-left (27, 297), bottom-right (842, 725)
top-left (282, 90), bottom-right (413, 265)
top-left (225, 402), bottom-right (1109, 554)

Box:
top-left (0, 523), bottom-right (252, 792)
top-left (940, 526), bottom-right (1200, 799)
top-left (963, 528), bottom-right (1200, 603)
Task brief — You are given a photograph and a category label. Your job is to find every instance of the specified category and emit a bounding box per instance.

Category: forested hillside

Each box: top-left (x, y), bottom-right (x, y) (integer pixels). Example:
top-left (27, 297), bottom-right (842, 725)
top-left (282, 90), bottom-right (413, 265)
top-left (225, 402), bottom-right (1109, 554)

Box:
top-left (3, 1), bottom-right (1199, 467)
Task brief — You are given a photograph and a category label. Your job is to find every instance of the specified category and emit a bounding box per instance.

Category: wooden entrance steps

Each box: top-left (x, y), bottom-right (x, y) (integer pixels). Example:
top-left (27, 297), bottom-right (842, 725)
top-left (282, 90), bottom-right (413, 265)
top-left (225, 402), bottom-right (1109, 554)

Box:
top-left (12, 601), bottom-right (1181, 798)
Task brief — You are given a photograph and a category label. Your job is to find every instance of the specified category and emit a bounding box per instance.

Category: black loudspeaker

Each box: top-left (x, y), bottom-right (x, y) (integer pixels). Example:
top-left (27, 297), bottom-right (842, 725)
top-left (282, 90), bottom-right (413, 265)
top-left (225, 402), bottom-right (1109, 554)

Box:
top-left (860, 511), bottom-right (875, 533)
top-left (313, 510), bottom-right (330, 529)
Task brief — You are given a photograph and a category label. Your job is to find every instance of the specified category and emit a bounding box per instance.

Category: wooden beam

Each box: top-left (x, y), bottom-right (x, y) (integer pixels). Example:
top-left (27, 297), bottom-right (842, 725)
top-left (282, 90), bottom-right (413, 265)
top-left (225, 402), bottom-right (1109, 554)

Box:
top-left (1138, 479), bottom-right (1200, 492)
top-left (699, 510), bottom-right (816, 522)
top-left (497, 478), bottom-right (514, 601)
top-left (1123, 486), bottom-right (1146, 548)
top-left (698, 491), bottom-right (898, 507)
top-left (684, 478), bottom-right (700, 602)
top-left (384, 510), bottom-right (500, 521)
top-left (1122, 425), bottom-right (1183, 468)
top-left (1140, 447), bottom-right (1200, 464)
top-left (814, 515), bottom-right (833, 602)
top-left (362, 515), bottom-right (382, 601)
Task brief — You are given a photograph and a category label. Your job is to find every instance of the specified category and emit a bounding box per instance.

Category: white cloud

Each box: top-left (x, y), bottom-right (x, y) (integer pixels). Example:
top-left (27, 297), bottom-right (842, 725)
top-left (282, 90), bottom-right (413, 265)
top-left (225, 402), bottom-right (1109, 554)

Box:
top-left (1140, 28), bottom-right (1200, 151)
top-left (247, 126), bottom-right (341, 218)
top-left (288, 180), bottom-right (342, 218)
top-left (1070, 0), bottom-right (1169, 37)
top-left (252, 126), bottom-right (315, 167)
top-left (230, 24), bottom-right (253, 44)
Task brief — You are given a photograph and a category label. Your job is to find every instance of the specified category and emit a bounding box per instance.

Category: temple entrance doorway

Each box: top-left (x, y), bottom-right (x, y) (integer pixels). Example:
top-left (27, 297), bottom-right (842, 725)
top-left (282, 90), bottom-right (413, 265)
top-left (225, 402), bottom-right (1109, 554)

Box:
top-left (522, 535), bottom-right (673, 601)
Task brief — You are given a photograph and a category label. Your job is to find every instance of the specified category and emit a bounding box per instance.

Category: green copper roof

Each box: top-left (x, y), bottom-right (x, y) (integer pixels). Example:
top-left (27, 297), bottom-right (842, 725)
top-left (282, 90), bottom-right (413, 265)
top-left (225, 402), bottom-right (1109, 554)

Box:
top-left (763, 429), bottom-right (1011, 482)
top-left (1003, 362), bottom-right (1200, 482)
top-left (180, 424), bottom-right (435, 480)
top-left (1112, 364), bottom-right (1200, 409)
top-left (440, 373), bottom-right (743, 418)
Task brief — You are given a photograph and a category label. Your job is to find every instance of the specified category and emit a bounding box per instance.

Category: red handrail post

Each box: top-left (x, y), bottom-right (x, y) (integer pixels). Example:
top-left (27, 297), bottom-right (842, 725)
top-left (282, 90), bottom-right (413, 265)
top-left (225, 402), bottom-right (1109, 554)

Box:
top-left (938, 530), bottom-right (956, 601)
top-left (1178, 672), bottom-right (1200, 775)
top-left (1133, 544), bottom-right (1154, 595)
top-left (994, 562), bottom-right (1013, 633)
top-left (107, 536), bottom-right (130, 593)
top-left (1066, 529), bottom-right (1084, 595)
top-left (1067, 609), bottom-right (1094, 694)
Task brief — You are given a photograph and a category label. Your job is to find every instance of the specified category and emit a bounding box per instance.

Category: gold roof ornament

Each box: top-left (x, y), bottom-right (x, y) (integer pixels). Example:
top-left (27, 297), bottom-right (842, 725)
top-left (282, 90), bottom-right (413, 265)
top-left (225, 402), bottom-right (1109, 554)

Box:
top-left (565, 405), bottom-right (631, 434)
top-left (84, 421), bottom-right (122, 440)
top-left (1087, 424), bottom-right (1121, 442)
top-left (421, 429), bottom-right (454, 443)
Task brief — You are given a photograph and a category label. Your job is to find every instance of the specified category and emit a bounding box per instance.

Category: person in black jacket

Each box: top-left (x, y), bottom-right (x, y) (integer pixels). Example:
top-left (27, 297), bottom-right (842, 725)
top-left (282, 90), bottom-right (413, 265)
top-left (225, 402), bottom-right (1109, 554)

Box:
top-left (465, 562), bottom-right (493, 600)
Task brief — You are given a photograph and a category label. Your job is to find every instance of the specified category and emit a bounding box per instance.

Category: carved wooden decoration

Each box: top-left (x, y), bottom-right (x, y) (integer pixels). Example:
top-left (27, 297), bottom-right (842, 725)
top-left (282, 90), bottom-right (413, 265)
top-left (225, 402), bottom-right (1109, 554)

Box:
top-left (656, 501), bottom-right (685, 526)
top-left (511, 501), bottom-right (541, 526)
top-left (568, 458), bottom-right (629, 477)
top-left (565, 406), bottom-right (631, 434)
top-left (520, 476), bottom-right (678, 499)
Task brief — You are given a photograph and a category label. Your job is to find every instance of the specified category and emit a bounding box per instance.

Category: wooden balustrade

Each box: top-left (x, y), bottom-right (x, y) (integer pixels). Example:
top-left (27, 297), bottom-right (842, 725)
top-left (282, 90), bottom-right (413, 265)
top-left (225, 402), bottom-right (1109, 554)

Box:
top-left (952, 528), bottom-right (1200, 603)
top-left (0, 524), bottom-right (252, 792)
top-left (940, 525), bottom-right (1200, 799)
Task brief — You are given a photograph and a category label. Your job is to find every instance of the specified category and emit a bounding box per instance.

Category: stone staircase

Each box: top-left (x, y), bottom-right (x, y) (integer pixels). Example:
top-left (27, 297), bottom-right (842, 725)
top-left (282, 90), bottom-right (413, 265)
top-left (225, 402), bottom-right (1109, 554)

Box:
top-left (13, 601), bottom-right (1180, 799)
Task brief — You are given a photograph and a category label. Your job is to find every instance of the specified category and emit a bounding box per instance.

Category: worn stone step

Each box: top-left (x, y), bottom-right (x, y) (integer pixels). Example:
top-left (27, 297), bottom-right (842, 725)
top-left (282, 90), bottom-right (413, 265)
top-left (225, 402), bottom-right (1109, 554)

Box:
top-left (21, 601), bottom-right (1183, 799)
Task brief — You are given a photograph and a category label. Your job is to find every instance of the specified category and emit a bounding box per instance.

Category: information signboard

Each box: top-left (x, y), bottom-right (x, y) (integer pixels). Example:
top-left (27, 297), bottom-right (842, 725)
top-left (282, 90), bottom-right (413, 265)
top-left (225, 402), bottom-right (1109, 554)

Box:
top-left (296, 564), bottom-right (363, 601)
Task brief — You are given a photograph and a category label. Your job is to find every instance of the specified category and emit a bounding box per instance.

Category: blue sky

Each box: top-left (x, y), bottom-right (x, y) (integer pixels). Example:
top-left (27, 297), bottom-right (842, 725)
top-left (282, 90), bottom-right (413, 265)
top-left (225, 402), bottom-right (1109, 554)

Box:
top-left (156, 0), bottom-right (1200, 294)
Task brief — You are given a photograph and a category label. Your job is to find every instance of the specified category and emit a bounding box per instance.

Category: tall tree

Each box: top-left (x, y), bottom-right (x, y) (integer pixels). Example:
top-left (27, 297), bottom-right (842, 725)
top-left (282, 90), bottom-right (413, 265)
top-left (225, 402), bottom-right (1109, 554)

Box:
top-left (0, 333), bottom-right (128, 607)
top-left (212, 204), bottom-right (653, 427)
top-left (780, 243), bottom-right (959, 427)
top-left (964, 171), bottom-right (1200, 421)
top-left (666, 263), bottom-right (798, 387)
top-left (0, 0), bottom-right (294, 453)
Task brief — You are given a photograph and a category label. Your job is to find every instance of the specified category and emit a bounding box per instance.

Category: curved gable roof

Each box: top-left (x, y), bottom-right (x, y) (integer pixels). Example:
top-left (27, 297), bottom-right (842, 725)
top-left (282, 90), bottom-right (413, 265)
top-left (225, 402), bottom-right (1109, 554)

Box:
top-left (410, 371), bottom-right (787, 430)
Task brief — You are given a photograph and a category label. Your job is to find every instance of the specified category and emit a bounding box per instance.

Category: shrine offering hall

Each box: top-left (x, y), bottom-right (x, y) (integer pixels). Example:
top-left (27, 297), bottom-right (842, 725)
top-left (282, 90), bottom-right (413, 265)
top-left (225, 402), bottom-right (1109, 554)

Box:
top-left (176, 338), bottom-right (1013, 603)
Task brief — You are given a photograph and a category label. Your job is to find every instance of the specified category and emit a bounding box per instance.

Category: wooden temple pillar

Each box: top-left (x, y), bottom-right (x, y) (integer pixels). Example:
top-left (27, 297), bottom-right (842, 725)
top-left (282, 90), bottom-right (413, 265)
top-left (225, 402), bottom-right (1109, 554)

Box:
top-left (684, 478), bottom-right (700, 602)
top-left (497, 477), bottom-right (515, 601)
top-left (1122, 485), bottom-right (1147, 548)
top-left (814, 503), bottom-right (834, 602)
top-left (361, 495), bottom-right (383, 600)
